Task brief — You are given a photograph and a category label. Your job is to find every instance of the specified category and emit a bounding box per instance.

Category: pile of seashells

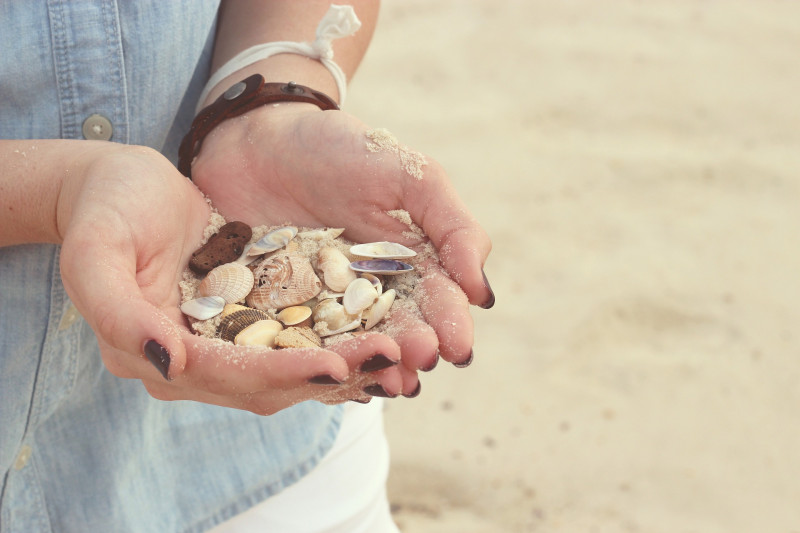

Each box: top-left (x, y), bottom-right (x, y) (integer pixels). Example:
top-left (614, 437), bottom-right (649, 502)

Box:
top-left (179, 222), bottom-right (419, 349)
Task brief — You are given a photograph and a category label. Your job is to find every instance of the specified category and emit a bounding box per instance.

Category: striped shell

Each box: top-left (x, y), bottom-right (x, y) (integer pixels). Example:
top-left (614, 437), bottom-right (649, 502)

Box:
top-left (216, 308), bottom-right (271, 342)
top-left (198, 262), bottom-right (255, 304)
top-left (246, 254), bottom-right (322, 311)
top-left (247, 226), bottom-right (297, 257)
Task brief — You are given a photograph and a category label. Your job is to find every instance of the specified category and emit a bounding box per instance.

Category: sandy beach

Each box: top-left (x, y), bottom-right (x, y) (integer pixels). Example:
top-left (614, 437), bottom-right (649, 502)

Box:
top-left (347, 1), bottom-right (800, 531)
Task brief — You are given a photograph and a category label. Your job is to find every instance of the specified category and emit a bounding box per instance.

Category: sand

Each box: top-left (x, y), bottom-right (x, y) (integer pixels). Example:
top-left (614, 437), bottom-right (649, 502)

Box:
top-left (345, 1), bottom-right (800, 531)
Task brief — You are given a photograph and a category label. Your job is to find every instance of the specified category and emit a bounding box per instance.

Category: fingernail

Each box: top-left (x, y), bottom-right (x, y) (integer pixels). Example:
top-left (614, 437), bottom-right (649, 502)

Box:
top-left (421, 352), bottom-right (440, 372)
top-left (350, 397), bottom-right (373, 404)
top-left (453, 349), bottom-right (474, 368)
top-left (403, 381), bottom-right (422, 398)
top-left (480, 270), bottom-right (495, 309)
top-left (363, 384), bottom-right (397, 398)
top-left (359, 354), bottom-right (398, 373)
top-left (144, 340), bottom-right (171, 381)
top-left (308, 374), bottom-right (344, 385)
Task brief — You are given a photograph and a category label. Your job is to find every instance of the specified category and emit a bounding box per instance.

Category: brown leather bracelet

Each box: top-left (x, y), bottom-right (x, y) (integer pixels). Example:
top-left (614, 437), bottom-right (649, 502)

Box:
top-left (178, 74), bottom-right (339, 179)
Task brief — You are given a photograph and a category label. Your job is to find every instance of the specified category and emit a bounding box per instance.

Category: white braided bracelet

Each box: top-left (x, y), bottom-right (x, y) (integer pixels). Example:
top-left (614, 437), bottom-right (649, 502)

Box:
top-left (196, 4), bottom-right (361, 113)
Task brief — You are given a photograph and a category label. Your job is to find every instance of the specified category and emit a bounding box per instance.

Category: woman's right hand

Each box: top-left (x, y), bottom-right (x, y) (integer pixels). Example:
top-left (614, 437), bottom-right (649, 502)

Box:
top-left (55, 144), bottom-right (404, 414)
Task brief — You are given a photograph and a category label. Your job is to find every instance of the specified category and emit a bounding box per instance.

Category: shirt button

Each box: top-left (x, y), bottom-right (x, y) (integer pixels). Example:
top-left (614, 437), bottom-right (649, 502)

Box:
top-left (82, 114), bottom-right (113, 141)
top-left (58, 303), bottom-right (82, 331)
top-left (14, 445), bottom-right (32, 470)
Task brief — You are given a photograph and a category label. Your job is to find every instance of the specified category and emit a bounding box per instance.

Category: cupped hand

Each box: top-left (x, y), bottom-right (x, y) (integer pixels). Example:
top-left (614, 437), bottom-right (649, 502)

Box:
top-left (57, 145), bottom-right (399, 414)
top-left (191, 104), bottom-right (494, 394)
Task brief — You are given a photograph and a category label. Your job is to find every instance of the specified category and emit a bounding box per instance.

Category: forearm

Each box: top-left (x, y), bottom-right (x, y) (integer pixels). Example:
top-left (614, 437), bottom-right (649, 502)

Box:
top-left (204, 0), bottom-right (379, 105)
top-left (0, 140), bottom-right (127, 247)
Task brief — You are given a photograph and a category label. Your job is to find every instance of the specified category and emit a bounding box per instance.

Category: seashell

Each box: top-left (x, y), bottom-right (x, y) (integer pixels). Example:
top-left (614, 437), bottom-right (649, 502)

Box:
top-left (235, 243), bottom-right (260, 266)
top-left (234, 319), bottom-right (283, 347)
top-left (180, 296), bottom-right (226, 320)
top-left (247, 226), bottom-right (297, 257)
top-left (297, 227), bottom-right (345, 241)
top-left (314, 317), bottom-right (362, 337)
top-left (312, 299), bottom-right (360, 334)
top-left (220, 303), bottom-right (251, 318)
top-left (317, 289), bottom-right (345, 301)
top-left (276, 306), bottom-right (313, 327)
top-left (349, 259), bottom-right (414, 275)
top-left (198, 262), bottom-right (255, 304)
top-left (343, 278), bottom-right (379, 315)
top-left (247, 253), bottom-right (322, 311)
top-left (274, 326), bottom-right (322, 349)
top-left (216, 308), bottom-right (272, 342)
top-left (364, 289), bottom-right (396, 330)
top-left (360, 273), bottom-right (383, 297)
top-left (350, 241), bottom-right (417, 260)
top-left (317, 246), bottom-right (357, 292)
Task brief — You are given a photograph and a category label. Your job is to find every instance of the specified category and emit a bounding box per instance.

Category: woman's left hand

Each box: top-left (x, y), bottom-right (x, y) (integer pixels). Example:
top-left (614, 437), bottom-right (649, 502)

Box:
top-left (190, 103), bottom-right (494, 398)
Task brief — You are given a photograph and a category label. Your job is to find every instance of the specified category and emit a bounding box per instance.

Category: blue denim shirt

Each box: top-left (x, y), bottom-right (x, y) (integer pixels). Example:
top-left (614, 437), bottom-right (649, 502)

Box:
top-left (0, 3), bottom-right (342, 532)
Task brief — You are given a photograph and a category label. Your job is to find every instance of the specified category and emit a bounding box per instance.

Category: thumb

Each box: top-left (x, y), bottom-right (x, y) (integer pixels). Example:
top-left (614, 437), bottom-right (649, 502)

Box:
top-left (60, 230), bottom-right (187, 381)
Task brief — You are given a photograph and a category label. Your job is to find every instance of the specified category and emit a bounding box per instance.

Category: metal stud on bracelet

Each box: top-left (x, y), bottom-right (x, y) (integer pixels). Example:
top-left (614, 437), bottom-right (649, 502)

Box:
top-left (178, 74), bottom-right (339, 179)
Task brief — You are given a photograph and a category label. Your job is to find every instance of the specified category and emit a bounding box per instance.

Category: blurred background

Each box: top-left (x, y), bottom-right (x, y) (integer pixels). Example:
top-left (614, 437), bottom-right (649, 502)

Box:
top-left (349, 1), bottom-right (800, 531)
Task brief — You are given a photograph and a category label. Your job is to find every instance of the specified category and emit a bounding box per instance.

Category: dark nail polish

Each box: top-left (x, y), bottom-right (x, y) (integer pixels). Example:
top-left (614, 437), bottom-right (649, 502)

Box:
top-left (144, 340), bottom-right (171, 381)
top-left (359, 354), bottom-right (398, 373)
top-left (480, 270), bottom-right (495, 309)
top-left (308, 374), bottom-right (344, 385)
top-left (453, 349), bottom-right (474, 368)
top-left (421, 352), bottom-right (440, 372)
top-left (403, 381), bottom-right (422, 398)
top-left (363, 384), bottom-right (396, 398)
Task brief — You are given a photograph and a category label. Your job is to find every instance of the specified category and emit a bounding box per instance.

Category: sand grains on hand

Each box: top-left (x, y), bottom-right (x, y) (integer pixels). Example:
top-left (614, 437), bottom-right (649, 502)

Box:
top-left (365, 128), bottom-right (427, 181)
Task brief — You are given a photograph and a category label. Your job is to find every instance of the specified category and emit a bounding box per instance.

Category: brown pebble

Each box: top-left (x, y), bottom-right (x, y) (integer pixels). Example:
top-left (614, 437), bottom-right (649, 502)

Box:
top-left (189, 221), bottom-right (252, 275)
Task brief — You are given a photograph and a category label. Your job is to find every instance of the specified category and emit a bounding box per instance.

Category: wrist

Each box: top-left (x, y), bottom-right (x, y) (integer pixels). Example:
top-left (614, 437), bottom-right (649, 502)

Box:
top-left (201, 54), bottom-right (341, 109)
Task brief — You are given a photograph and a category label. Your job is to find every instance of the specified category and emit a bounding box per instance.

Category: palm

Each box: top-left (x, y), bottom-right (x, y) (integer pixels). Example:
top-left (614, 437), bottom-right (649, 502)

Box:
top-left (191, 105), bottom-right (491, 383)
top-left (192, 106), bottom-right (428, 244)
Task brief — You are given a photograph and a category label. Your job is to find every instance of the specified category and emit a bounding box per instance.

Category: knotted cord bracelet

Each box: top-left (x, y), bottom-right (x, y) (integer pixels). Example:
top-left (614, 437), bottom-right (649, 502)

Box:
top-left (178, 73), bottom-right (339, 179)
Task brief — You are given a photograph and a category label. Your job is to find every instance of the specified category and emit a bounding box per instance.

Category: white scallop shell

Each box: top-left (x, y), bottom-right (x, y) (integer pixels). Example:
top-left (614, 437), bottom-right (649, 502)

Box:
top-left (247, 253), bottom-right (322, 311)
top-left (180, 296), bottom-right (225, 320)
top-left (247, 226), bottom-right (298, 257)
top-left (342, 277), bottom-right (379, 315)
top-left (364, 288), bottom-right (396, 330)
top-left (198, 262), bottom-right (255, 304)
top-left (350, 241), bottom-right (416, 260)
top-left (234, 319), bottom-right (284, 347)
top-left (317, 246), bottom-right (357, 292)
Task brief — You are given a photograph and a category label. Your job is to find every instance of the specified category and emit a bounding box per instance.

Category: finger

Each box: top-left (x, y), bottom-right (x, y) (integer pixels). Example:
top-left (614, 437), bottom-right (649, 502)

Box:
top-left (141, 377), bottom-right (328, 416)
top-left (379, 307), bottom-right (439, 373)
top-left (60, 228), bottom-right (187, 380)
top-left (178, 330), bottom-right (351, 394)
top-left (397, 365), bottom-right (422, 398)
top-left (414, 260), bottom-right (474, 365)
top-left (327, 333), bottom-right (405, 397)
top-left (402, 160), bottom-right (494, 308)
